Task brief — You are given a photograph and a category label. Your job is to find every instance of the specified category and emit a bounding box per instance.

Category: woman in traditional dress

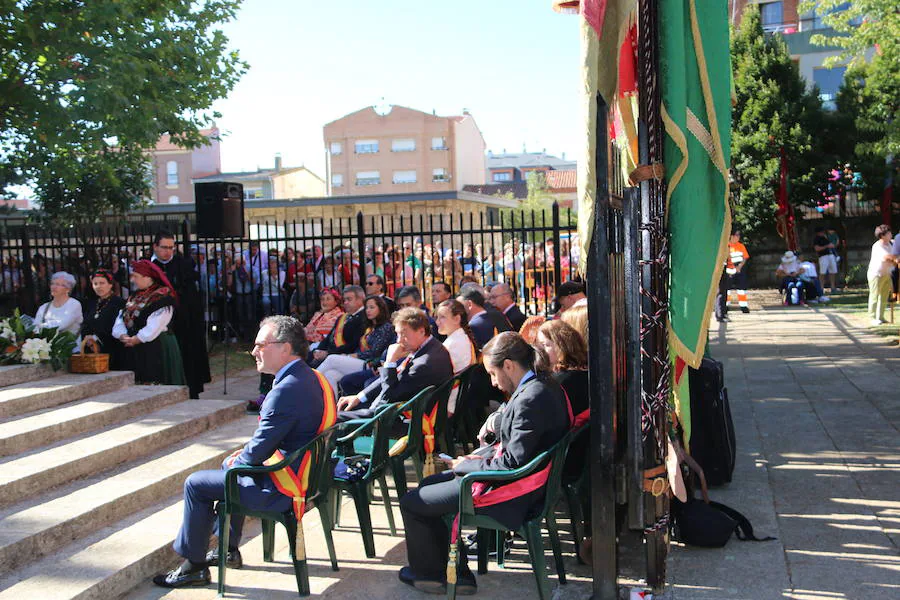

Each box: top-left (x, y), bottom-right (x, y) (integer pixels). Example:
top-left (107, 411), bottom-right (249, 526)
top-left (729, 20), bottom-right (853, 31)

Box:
top-left (112, 260), bottom-right (185, 385)
top-left (434, 299), bottom-right (477, 415)
top-left (317, 295), bottom-right (395, 395)
top-left (81, 269), bottom-right (126, 369)
top-left (34, 271), bottom-right (83, 352)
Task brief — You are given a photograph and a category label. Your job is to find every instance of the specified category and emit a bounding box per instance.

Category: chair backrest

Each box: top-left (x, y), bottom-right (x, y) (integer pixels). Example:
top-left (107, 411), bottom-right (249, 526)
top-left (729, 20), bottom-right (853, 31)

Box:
top-left (361, 403), bottom-right (403, 479)
top-left (449, 363), bottom-right (492, 446)
top-left (396, 385), bottom-right (436, 459)
top-left (429, 373), bottom-right (460, 454)
top-left (534, 426), bottom-right (579, 521)
top-left (305, 428), bottom-right (337, 507)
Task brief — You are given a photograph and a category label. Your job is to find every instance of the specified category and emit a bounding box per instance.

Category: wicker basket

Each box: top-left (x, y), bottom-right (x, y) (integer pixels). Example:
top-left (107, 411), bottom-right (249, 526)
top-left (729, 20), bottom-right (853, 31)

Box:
top-left (69, 337), bottom-right (110, 374)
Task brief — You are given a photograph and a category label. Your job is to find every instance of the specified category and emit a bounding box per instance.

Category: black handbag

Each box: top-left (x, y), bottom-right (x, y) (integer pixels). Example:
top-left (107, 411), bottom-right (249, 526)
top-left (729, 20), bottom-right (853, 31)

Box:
top-left (672, 497), bottom-right (775, 547)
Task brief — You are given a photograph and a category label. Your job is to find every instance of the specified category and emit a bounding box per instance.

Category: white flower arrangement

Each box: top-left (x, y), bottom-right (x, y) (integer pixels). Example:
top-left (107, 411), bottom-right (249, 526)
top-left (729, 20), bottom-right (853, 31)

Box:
top-left (20, 338), bottom-right (52, 363)
top-left (0, 310), bottom-right (76, 370)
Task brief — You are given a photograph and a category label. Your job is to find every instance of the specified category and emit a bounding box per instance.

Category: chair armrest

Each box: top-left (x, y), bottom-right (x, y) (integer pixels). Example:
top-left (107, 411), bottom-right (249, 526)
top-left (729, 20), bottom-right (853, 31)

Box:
top-left (455, 449), bottom-right (553, 514)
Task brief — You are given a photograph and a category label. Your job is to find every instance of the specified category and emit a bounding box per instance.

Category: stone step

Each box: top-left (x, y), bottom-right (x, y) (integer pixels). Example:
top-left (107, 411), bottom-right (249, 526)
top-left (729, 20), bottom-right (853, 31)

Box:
top-left (0, 495), bottom-right (188, 600)
top-left (0, 364), bottom-right (53, 389)
top-left (0, 385), bottom-right (188, 458)
top-left (0, 399), bottom-right (245, 510)
top-left (0, 371), bottom-right (134, 419)
top-left (0, 416), bottom-right (254, 577)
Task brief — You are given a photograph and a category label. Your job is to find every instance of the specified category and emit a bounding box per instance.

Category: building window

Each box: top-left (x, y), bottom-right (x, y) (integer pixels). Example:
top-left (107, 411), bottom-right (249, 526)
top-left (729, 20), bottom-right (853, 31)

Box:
top-left (813, 66), bottom-right (847, 110)
top-left (356, 171), bottom-right (380, 186)
top-left (431, 137), bottom-right (448, 150)
top-left (492, 171), bottom-right (512, 182)
top-left (243, 188), bottom-right (264, 199)
top-left (355, 139), bottom-right (379, 154)
top-left (759, 1), bottom-right (784, 30)
top-left (166, 161), bottom-right (178, 186)
top-left (432, 168), bottom-right (450, 182)
top-left (331, 173), bottom-right (344, 188)
top-left (392, 138), bottom-right (416, 152)
top-left (168, 195), bottom-right (179, 204)
top-left (330, 142), bottom-right (342, 155)
top-left (393, 170), bottom-right (417, 184)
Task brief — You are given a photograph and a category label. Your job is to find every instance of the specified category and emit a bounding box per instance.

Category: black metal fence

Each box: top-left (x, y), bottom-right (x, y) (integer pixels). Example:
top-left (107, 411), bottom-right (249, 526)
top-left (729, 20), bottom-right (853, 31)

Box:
top-left (0, 206), bottom-right (579, 337)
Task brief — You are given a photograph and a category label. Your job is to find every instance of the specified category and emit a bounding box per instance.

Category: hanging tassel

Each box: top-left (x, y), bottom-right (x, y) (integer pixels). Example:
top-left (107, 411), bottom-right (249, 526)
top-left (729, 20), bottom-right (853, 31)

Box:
top-left (446, 544), bottom-right (457, 584)
top-left (295, 521), bottom-right (307, 560)
top-left (423, 452), bottom-right (435, 477)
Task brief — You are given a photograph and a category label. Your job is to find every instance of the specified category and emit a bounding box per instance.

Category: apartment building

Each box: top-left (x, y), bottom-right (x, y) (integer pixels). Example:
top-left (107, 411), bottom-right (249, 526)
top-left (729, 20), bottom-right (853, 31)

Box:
top-left (193, 154), bottom-right (325, 201)
top-left (323, 105), bottom-right (486, 196)
top-left (486, 150), bottom-right (576, 184)
top-left (729, 1), bottom-right (864, 109)
top-left (147, 127), bottom-right (222, 204)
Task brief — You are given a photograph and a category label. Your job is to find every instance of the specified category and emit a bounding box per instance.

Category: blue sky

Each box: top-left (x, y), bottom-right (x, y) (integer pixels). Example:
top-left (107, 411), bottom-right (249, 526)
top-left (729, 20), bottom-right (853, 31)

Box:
top-left (212, 0), bottom-right (582, 176)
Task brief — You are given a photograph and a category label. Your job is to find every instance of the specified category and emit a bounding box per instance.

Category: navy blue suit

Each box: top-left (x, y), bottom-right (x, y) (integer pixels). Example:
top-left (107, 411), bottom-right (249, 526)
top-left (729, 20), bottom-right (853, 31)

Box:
top-left (337, 336), bottom-right (453, 422)
top-left (174, 359), bottom-right (328, 563)
top-left (468, 310), bottom-right (499, 349)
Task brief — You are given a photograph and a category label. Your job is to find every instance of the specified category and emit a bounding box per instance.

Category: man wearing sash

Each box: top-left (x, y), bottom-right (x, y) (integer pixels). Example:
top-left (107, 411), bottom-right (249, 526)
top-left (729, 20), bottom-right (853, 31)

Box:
top-left (152, 316), bottom-right (336, 588)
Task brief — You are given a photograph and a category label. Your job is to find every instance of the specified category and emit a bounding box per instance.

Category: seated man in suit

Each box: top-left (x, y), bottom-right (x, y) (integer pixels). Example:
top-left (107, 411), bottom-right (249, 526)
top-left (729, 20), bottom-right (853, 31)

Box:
top-left (152, 316), bottom-right (335, 588)
top-left (335, 307), bottom-right (453, 422)
top-left (487, 282), bottom-right (526, 331)
top-left (309, 284), bottom-right (366, 366)
top-left (457, 286), bottom-right (510, 349)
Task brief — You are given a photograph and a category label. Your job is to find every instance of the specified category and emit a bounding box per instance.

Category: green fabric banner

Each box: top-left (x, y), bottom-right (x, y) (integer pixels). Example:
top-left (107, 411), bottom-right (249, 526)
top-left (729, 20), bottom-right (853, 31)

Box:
top-left (660, 0), bottom-right (732, 368)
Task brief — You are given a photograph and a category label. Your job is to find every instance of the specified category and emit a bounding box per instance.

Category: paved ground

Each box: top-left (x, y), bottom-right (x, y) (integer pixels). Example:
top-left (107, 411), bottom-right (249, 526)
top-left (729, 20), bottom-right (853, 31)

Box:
top-left (130, 295), bottom-right (899, 599)
top-left (666, 293), bottom-right (900, 600)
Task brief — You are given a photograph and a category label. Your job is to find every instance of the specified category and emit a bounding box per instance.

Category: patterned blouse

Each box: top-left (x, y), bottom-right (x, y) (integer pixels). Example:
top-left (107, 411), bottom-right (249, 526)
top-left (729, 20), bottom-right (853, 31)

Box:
top-left (357, 321), bottom-right (396, 361)
top-left (305, 306), bottom-right (344, 343)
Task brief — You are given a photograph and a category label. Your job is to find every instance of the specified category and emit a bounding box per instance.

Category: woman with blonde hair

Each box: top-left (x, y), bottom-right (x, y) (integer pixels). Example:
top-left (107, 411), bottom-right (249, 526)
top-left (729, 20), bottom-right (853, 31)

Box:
top-left (560, 303), bottom-right (588, 343)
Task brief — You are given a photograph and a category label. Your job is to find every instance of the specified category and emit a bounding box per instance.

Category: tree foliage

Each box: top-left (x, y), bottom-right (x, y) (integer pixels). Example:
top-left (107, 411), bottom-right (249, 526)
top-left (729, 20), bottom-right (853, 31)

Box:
top-left (729, 6), bottom-right (825, 241)
top-left (801, 0), bottom-right (899, 159)
top-left (0, 0), bottom-right (247, 224)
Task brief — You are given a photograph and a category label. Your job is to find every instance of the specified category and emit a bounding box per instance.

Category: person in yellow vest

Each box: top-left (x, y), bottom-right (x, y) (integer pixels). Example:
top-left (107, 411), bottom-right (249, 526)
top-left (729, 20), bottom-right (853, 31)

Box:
top-left (727, 230), bottom-right (751, 314)
top-left (152, 316), bottom-right (336, 589)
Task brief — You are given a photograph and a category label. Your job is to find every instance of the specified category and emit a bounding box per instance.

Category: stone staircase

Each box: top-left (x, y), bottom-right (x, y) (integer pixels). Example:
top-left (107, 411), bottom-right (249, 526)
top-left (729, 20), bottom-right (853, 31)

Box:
top-left (0, 364), bottom-right (252, 600)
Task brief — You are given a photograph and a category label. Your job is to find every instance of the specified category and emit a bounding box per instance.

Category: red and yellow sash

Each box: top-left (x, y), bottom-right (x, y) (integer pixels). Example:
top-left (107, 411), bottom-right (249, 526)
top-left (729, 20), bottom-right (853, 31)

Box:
top-left (358, 327), bottom-right (373, 353)
top-left (263, 369), bottom-right (337, 520)
top-left (332, 313), bottom-right (349, 348)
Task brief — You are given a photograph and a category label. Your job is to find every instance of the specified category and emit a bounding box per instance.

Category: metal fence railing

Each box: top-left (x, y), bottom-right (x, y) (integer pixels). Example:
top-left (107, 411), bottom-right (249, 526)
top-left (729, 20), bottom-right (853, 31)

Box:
top-left (0, 206), bottom-right (580, 340)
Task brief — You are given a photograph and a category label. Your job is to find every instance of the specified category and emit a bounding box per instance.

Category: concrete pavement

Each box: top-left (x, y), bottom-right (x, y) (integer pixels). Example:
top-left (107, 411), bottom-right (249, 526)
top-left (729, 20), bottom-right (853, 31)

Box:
top-left (666, 294), bottom-right (900, 599)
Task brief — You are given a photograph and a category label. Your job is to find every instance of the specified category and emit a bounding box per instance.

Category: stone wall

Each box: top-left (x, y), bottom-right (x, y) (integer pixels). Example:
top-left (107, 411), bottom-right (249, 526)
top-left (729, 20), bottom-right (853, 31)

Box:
top-left (741, 215), bottom-right (885, 287)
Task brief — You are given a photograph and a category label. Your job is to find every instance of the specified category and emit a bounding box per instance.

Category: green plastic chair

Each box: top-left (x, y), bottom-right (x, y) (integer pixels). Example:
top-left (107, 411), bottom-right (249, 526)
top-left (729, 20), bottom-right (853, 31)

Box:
top-left (443, 364), bottom-right (484, 454)
top-left (447, 428), bottom-right (577, 600)
top-left (388, 385), bottom-right (437, 498)
top-left (218, 429), bottom-right (338, 598)
top-left (331, 403), bottom-right (402, 558)
top-left (561, 424), bottom-right (591, 562)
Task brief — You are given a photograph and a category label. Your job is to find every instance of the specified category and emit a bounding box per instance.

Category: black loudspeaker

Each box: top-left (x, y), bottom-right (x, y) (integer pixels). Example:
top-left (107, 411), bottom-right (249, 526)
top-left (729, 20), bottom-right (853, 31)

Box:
top-left (194, 181), bottom-right (245, 238)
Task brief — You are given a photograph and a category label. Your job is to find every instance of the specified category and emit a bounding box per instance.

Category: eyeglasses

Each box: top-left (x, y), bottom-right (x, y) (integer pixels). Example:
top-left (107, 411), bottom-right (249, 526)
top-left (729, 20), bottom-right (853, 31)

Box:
top-left (157, 245), bottom-right (175, 250)
top-left (250, 339), bottom-right (285, 353)
top-left (365, 281), bottom-right (377, 286)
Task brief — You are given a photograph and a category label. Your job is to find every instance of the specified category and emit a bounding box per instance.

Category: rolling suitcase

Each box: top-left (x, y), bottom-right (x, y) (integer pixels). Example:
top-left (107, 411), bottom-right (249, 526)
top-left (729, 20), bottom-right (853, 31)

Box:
top-left (688, 357), bottom-right (736, 486)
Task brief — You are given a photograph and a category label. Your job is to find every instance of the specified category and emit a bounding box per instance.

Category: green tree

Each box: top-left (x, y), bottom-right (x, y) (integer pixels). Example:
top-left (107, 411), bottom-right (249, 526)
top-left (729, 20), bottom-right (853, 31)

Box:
top-left (498, 172), bottom-right (562, 241)
top-left (729, 6), bottom-right (826, 241)
top-left (801, 0), bottom-right (898, 160)
top-left (0, 0), bottom-right (247, 224)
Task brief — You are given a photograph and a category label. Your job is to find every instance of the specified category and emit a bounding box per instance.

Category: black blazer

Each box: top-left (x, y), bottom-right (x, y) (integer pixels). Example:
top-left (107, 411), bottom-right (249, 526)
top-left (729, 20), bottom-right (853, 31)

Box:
top-left (318, 308), bottom-right (366, 355)
top-left (362, 336), bottom-right (453, 411)
top-left (468, 311), bottom-right (496, 349)
top-left (503, 304), bottom-right (527, 332)
top-left (455, 374), bottom-right (569, 474)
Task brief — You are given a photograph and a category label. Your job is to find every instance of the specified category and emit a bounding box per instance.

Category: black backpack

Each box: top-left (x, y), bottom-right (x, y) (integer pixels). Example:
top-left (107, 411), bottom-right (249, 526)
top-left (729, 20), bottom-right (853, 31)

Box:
top-left (672, 497), bottom-right (776, 547)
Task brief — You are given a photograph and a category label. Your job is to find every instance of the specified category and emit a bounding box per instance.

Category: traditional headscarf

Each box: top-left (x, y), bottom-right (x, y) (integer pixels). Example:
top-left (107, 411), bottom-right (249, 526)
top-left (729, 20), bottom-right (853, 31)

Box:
top-left (131, 260), bottom-right (177, 301)
top-left (90, 269), bottom-right (114, 284)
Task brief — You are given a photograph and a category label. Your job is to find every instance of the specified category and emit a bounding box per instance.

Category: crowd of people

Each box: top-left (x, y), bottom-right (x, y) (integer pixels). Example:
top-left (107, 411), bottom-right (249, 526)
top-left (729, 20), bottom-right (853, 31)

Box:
top-left (150, 270), bottom-right (592, 593)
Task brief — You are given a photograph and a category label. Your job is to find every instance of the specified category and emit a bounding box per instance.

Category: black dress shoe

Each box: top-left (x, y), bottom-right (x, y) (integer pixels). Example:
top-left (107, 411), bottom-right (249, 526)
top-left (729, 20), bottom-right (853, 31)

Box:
top-left (205, 548), bottom-right (243, 569)
top-left (152, 565), bottom-right (211, 588)
top-left (245, 401), bottom-right (261, 414)
top-left (398, 566), bottom-right (476, 596)
top-left (740, 306), bottom-right (750, 314)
